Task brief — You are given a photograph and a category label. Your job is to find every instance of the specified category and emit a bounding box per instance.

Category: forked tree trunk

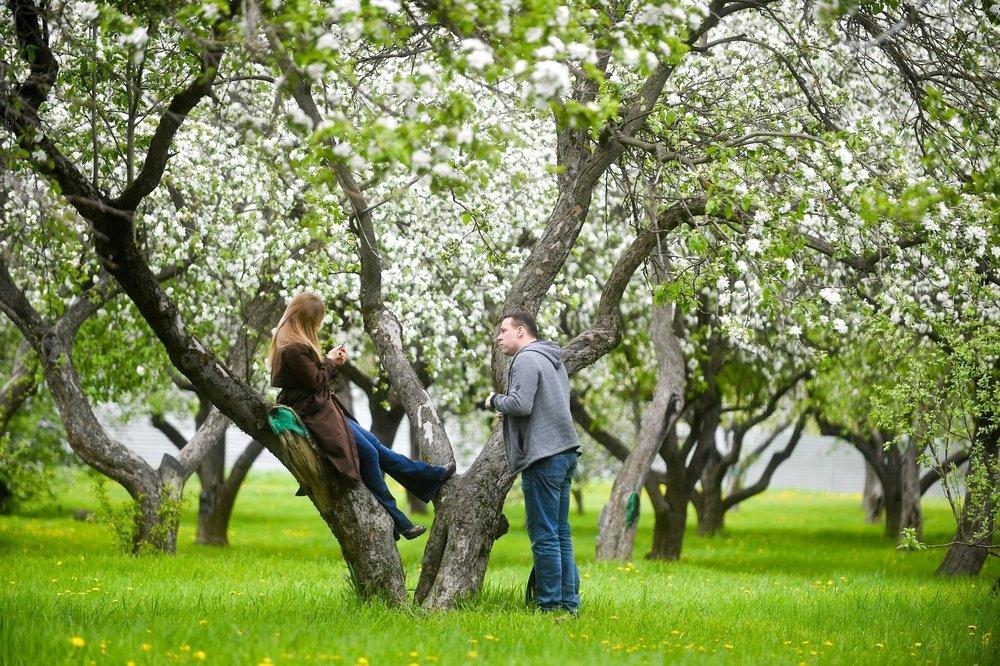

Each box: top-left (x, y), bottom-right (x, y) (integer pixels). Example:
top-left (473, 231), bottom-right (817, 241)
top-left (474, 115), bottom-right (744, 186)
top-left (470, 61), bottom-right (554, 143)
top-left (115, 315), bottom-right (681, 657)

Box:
top-left (414, 428), bottom-right (512, 608)
top-left (195, 439), bottom-right (265, 547)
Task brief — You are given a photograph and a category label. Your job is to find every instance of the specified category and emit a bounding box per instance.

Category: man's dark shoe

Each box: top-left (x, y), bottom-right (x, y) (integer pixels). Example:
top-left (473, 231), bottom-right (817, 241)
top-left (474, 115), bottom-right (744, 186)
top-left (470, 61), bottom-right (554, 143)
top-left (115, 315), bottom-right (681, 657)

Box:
top-left (396, 524), bottom-right (426, 540)
top-left (294, 486), bottom-right (307, 497)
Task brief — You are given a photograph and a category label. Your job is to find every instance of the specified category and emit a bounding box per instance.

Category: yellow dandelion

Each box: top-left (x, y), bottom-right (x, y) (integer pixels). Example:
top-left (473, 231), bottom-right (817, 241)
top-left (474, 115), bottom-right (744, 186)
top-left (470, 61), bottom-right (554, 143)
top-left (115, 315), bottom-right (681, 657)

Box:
top-left (875, 643), bottom-right (884, 649)
top-left (467, 650), bottom-right (478, 658)
top-left (723, 644), bottom-right (733, 649)
top-left (141, 643), bottom-right (151, 652)
top-left (70, 637), bottom-right (85, 648)
top-left (823, 640), bottom-right (833, 646)
top-left (195, 650), bottom-right (206, 660)
top-left (357, 658), bottom-right (369, 665)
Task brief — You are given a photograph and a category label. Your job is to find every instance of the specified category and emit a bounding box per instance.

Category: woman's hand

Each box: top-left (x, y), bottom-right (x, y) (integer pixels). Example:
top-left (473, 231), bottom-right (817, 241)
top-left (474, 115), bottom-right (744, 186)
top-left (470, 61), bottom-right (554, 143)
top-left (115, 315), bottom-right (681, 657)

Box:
top-left (327, 345), bottom-right (348, 366)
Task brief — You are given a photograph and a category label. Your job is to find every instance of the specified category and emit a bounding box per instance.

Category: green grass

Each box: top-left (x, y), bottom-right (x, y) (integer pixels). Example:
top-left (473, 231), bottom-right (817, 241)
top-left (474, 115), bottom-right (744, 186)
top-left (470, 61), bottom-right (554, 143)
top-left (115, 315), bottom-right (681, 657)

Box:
top-left (1, 473), bottom-right (996, 665)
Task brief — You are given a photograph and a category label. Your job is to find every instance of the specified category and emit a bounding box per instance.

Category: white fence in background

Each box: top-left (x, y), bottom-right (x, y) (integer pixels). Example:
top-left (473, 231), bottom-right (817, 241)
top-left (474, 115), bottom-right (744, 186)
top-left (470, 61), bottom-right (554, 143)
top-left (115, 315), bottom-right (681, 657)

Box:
top-left (100, 389), bottom-right (952, 498)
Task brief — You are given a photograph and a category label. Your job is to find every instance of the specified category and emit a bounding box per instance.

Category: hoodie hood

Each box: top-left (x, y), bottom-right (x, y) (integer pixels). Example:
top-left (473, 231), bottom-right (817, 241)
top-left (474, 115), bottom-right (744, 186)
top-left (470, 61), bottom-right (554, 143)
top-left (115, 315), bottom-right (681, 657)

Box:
top-left (518, 340), bottom-right (564, 369)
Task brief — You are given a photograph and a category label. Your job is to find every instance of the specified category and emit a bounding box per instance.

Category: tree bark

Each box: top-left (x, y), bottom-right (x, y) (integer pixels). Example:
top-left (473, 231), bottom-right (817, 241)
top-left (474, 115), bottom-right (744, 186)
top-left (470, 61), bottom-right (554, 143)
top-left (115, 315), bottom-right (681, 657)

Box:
top-left (596, 260), bottom-right (685, 561)
top-left (646, 426), bottom-right (689, 561)
top-left (695, 467), bottom-right (726, 537)
top-left (0, 340), bottom-right (37, 435)
top-left (406, 420), bottom-right (428, 515)
top-left (197, 439), bottom-right (265, 547)
top-left (897, 438), bottom-right (924, 542)
top-left (863, 462), bottom-right (883, 523)
top-left (937, 419), bottom-right (998, 576)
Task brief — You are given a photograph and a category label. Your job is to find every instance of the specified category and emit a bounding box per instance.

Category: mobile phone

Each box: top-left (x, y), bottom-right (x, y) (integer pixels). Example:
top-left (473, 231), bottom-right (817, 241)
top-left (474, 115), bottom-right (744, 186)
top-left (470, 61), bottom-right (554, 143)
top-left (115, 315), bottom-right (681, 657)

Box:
top-left (336, 340), bottom-right (348, 350)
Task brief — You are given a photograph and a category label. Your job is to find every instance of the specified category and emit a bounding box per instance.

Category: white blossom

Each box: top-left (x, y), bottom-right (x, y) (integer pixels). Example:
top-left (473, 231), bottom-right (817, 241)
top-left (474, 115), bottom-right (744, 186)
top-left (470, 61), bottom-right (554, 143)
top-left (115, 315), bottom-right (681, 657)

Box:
top-left (371, 0), bottom-right (401, 12)
top-left (122, 26), bottom-right (148, 49)
top-left (531, 61), bottom-right (571, 99)
top-left (819, 287), bottom-right (842, 306)
top-left (78, 2), bottom-right (99, 21)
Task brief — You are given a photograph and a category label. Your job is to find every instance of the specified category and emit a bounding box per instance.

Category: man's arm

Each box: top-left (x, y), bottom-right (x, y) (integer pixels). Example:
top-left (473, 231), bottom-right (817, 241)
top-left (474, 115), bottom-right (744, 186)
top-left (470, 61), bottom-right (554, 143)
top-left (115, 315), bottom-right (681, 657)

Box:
top-left (490, 355), bottom-right (540, 417)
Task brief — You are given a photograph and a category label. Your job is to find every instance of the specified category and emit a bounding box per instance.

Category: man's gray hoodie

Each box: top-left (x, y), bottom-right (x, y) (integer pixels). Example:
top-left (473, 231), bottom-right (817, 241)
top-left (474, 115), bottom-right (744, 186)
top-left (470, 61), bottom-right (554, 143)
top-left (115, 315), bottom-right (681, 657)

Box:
top-left (490, 340), bottom-right (580, 474)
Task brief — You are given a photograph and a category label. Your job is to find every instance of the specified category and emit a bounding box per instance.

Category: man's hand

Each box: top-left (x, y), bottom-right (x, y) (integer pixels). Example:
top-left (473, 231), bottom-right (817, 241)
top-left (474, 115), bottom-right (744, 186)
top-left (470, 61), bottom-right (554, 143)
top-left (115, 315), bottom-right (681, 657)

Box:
top-left (484, 392), bottom-right (495, 410)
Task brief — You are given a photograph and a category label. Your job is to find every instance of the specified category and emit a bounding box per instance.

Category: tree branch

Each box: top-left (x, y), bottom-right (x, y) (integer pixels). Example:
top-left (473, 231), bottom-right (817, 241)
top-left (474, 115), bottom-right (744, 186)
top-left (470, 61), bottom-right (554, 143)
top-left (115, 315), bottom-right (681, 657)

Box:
top-left (723, 411), bottom-right (808, 509)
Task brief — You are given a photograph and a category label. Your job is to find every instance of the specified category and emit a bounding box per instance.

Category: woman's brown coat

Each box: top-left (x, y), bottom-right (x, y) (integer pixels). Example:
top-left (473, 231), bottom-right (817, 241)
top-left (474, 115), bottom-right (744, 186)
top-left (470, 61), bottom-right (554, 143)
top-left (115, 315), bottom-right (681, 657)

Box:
top-left (271, 343), bottom-right (362, 485)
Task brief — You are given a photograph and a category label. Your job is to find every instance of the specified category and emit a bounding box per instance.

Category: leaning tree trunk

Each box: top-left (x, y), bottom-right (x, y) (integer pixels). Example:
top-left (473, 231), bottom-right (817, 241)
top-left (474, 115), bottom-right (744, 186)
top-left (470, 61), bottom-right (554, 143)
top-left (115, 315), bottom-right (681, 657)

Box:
top-left (937, 422), bottom-right (998, 576)
top-left (596, 275), bottom-right (685, 561)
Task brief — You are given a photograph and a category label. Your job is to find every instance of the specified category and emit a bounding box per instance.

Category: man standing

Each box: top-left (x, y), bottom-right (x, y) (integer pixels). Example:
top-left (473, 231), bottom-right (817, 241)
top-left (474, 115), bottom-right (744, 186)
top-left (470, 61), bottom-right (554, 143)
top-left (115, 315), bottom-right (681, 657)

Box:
top-left (486, 311), bottom-right (581, 615)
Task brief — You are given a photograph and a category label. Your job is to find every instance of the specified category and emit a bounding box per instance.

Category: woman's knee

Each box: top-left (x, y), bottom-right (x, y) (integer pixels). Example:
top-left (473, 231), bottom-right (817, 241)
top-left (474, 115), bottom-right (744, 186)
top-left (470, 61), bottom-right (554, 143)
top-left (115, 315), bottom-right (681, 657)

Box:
top-left (355, 439), bottom-right (378, 465)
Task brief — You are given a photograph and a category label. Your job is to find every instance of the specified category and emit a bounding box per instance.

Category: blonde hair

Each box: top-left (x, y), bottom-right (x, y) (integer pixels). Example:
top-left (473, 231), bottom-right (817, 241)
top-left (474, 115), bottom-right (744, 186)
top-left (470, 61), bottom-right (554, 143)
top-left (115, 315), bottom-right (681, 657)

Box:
top-left (268, 292), bottom-right (325, 371)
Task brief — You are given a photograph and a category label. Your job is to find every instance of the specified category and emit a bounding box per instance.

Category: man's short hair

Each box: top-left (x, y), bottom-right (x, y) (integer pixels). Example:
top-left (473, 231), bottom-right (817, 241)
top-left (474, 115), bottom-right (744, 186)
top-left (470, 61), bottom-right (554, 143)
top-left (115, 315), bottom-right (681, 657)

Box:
top-left (501, 310), bottom-right (538, 337)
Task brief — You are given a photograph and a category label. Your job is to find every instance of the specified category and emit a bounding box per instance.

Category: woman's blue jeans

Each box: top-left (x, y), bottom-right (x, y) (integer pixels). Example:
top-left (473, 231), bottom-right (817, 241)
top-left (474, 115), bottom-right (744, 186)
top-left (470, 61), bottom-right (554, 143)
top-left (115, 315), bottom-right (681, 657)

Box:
top-left (521, 450), bottom-right (580, 613)
top-left (349, 420), bottom-right (445, 532)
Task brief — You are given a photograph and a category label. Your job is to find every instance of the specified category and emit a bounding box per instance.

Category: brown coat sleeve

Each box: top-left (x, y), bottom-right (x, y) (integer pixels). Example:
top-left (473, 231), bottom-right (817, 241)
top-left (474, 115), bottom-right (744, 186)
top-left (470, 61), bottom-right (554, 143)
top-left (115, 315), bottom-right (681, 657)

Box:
top-left (283, 344), bottom-right (338, 391)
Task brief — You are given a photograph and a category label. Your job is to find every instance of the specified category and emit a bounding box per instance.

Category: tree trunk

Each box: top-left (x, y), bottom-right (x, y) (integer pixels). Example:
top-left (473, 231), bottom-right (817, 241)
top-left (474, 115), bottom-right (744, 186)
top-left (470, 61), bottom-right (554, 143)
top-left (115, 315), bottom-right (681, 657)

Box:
top-left (196, 440), bottom-right (265, 547)
top-left (696, 453), bottom-right (725, 537)
top-left (0, 479), bottom-right (11, 513)
top-left (696, 487), bottom-right (725, 537)
top-left (128, 457), bottom-right (188, 555)
top-left (571, 486), bottom-right (584, 515)
top-left (596, 276), bottom-right (684, 561)
top-left (937, 422), bottom-right (998, 576)
top-left (406, 420), bottom-right (428, 515)
top-left (882, 447), bottom-right (904, 538)
top-left (863, 462), bottom-right (883, 523)
top-left (414, 428), bottom-right (512, 609)
top-left (194, 397), bottom-right (228, 546)
top-left (897, 439), bottom-right (924, 542)
top-left (194, 431), bottom-right (227, 546)
top-left (646, 470), bottom-right (688, 560)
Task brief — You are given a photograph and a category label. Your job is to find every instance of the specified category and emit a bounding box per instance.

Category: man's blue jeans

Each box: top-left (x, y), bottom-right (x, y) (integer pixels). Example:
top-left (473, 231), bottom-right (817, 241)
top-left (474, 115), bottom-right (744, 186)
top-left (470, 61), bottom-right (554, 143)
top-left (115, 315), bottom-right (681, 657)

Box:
top-left (349, 420), bottom-right (445, 532)
top-left (521, 450), bottom-right (580, 613)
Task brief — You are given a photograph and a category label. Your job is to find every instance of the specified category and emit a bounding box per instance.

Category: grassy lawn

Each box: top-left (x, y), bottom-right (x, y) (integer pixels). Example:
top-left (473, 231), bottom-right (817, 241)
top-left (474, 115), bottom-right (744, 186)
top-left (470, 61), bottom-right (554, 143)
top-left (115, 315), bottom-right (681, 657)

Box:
top-left (1, 471), bottom-right (996, 665)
